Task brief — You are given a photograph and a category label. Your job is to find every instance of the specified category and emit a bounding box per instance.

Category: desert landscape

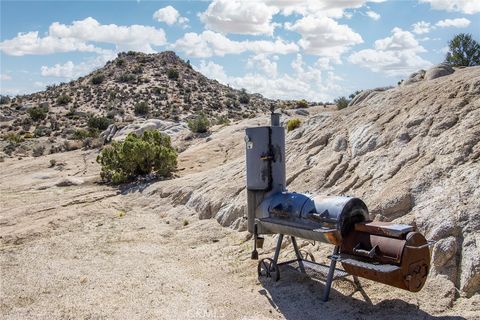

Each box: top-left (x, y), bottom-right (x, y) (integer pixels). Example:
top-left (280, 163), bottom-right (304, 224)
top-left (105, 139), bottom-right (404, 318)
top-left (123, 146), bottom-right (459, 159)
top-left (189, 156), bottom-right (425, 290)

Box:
top-left (1, 51), bottom-right (479, 319)
top-left (1, 1), bottom-right (480, 319)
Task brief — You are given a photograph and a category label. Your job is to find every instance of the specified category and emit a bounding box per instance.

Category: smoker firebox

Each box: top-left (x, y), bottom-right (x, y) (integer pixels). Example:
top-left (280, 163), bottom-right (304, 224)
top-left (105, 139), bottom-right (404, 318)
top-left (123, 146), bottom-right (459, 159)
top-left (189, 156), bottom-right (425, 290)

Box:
top-left (245, 113), bottom-right (432, 301)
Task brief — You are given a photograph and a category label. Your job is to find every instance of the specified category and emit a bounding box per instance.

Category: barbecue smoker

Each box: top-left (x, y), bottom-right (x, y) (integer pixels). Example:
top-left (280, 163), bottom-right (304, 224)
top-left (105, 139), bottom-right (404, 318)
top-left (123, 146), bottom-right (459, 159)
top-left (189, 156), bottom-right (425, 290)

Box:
top-left (245, 113), bottom-right (431, 301)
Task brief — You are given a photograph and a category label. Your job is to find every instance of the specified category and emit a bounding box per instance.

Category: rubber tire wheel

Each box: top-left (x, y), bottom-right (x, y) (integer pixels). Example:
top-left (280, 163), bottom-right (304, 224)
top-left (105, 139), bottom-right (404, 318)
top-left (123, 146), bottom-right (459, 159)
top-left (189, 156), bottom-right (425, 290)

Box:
top-left (257, 258), bottom-right (280, 282)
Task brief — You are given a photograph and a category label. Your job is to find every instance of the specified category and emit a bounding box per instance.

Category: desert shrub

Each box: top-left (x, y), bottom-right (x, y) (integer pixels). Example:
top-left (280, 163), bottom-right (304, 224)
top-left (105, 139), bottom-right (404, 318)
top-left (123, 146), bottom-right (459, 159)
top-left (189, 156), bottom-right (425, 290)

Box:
top-left (117, 73), bottom-right (136, 83)
top-left (3, 132), bottom-right (24, 144)
top-left (88, 116), bottom-right (112, 131)
top-left (34, 126), bottom-right (52, 137)
top-left (28, 106), bottom-right (48, 121)
top-left (91, 73), bottom-right (105, 85)
top-left (56, 94), bottom-right (72, 105)
top-left (287, 118), bottom-right (301, 132)
top-left (32, 145), bottom-right (45, 157)
top-left (0, 95), bottom-right (10, 105)
top-left (335, 97), bottom-right (350, 110)
top-left (72, 129), bottom-right (92, 140)
top-left (96, 130), bottom-right (177, 184)
top-left (239, 88), bottom-right (250, 104)
top-left (445, 33), bottom-right (480, 67)
top-left (216, 115), bottom-right (231, 126)
top-left (132, 65), bottom-right (143, 74)
top-left (188, 112), bottom-right (210, 133)
top-left (134, 101), bottom-right (149, 116)
top-left (349, 90), bottom-right (362, 100)
top-left (167, 68), bottom-right (179, 80)
top-left (116, 58), bottom-right (126, 67)
top-left (296, 99), bottom-right (308, 108)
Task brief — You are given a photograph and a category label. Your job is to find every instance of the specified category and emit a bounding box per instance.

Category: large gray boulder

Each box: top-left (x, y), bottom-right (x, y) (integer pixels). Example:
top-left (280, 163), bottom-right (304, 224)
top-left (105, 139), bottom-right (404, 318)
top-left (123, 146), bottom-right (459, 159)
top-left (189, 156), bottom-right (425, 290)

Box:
top-left (113, 119), bottom-right (187, 141)
top-left (402, 69), bottom-right (426, 86)
top-left (425, 63), bottom-right (454, 80)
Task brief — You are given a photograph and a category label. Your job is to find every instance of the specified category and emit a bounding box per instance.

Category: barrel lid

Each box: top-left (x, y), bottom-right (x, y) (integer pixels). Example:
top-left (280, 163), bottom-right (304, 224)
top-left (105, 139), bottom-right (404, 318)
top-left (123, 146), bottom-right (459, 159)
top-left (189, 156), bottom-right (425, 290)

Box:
top-left (355, 221), bottom-right (414, 238)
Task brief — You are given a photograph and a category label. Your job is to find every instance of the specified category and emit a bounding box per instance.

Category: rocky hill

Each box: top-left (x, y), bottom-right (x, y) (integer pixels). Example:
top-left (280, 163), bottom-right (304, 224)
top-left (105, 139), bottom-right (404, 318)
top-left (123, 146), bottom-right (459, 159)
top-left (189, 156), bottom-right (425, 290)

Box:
top-left (0, 51), bottom-right (276, 158)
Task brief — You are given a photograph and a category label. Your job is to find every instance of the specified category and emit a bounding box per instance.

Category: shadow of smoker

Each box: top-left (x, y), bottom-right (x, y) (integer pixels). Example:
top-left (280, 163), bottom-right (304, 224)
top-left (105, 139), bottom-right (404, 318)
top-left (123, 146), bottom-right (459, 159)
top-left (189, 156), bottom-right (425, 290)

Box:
top-left (257, 270), bottom-right (465, 320)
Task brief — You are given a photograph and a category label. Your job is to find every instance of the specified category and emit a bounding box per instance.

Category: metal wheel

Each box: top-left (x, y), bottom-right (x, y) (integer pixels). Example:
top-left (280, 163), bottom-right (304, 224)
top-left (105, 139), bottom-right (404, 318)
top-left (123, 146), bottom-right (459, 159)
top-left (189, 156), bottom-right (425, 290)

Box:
top-left (299, 249), bottom-right (316, 262)
top-left (257, 258), bottom-right (280, 282)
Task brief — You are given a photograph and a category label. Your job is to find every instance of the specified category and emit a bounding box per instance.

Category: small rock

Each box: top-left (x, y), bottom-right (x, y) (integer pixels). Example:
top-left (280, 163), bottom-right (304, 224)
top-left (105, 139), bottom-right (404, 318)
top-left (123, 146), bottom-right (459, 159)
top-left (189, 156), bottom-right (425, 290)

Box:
top-left (55, 177), bottom-right (84, 187)
top-left (332, 135), bottom-right (348, 152)
top-left (432, 236), bottom-right (457, 268)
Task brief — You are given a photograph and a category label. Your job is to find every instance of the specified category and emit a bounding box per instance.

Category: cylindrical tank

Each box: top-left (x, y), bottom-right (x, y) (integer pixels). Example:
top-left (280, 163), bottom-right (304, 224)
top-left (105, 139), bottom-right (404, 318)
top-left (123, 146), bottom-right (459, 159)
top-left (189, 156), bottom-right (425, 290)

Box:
top-left (256, 192), bottom-right (369, 245)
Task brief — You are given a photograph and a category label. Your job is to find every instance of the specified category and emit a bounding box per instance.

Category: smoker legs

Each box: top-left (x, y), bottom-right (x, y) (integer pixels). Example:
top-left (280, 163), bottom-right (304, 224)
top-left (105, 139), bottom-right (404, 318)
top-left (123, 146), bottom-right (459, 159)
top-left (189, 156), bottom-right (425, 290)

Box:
top-left (322, 246), bottom-right (340, 302)
top-left (272, 234), bottom-right (284, 264)
top-left (291, 236), bottom-right (306, 273)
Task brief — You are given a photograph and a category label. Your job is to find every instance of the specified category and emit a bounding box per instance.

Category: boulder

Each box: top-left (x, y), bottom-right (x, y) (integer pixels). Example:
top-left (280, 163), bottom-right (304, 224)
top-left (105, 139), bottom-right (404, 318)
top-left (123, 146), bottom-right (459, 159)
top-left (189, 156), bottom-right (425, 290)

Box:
top-left (402, 69), bottom-right (426, 86)
top-left (100, 124), bottom-right (117, 143)
top-left (113, 119), bottom-right (188, 141)
top-left (425, 63), bottom-right (454, 81)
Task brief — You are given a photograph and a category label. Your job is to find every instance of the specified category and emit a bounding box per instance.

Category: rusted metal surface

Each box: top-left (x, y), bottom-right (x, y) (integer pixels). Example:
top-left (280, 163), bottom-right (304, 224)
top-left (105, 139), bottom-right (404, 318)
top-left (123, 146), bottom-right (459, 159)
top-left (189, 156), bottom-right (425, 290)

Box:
top-left (340, 229), bottom-right (431, 292)
top-left (355, 221), bottom-right (414, 238)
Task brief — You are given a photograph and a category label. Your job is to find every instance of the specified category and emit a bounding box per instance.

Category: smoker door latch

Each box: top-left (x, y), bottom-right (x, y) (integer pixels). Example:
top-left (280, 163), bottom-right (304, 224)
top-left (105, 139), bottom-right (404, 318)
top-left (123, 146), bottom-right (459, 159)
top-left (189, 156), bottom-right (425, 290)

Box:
top-left (353, 244), bottom-right (378, 259)
top-left (260, 154), bottom-right (274, 161)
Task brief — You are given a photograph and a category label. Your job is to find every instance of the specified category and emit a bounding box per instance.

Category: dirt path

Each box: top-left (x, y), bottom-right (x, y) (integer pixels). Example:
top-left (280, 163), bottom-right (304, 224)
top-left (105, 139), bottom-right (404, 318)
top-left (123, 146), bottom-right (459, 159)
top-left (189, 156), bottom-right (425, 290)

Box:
top-left (1, 151), bottom-right (478, 319)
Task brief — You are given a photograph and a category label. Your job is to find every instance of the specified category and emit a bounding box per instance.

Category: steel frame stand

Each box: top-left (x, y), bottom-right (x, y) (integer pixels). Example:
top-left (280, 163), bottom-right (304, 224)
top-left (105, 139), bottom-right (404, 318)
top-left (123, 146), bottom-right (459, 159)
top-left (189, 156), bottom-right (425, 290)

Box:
top-left (262, 236), bottom-right (359, 302)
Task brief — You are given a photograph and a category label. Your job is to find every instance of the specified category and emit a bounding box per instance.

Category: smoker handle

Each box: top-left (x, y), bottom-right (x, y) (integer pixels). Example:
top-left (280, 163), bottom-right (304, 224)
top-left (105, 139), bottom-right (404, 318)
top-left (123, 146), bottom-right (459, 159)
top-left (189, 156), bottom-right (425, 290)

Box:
top-left (405, 240), bottom-right (436, 250)
top-left (353, 244), bottom-right (377, 259)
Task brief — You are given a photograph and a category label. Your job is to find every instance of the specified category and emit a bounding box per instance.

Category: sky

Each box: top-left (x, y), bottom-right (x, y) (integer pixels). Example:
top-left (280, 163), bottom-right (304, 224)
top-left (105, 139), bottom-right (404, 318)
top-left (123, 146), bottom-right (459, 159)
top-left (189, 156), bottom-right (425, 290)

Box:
top-left (0, 0), bottom-right (479, 102)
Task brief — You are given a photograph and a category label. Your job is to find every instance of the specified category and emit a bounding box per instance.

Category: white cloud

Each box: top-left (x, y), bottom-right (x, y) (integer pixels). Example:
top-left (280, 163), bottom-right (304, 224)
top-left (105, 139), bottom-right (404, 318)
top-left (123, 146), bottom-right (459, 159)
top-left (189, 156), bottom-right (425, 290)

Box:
top-left (172, 30), bottom-right (298, 57)
top-left (264, 0), bottom-right (383, 18)
top-left (435, 18), bottom-right (471, 28)
top-left (41, 52), bottom-right (115, 79)
top-left (349, 27), bottom-right (432, 76)
top-left (246, 54), bottom-right (278, 78)
top-left (0, 17), bottom-right (167, 56)
top-left (1, 74), bottom-right (12, 81)
top-left (196, 55), bottom-right (343, 101)
top-left (153, 6), bottom-right (189, 27)
top-left (200, 0), bottom-right (279, 35)
top-left (285, 15), bottom-right (363, 59)
top-left (419, 0), bottom-right (480, 14)
top-left (0, 31), bottom-right (105, 56)
top-left (49, 17), bottom-right (167, 53)
top-left (412, 21), bottom-right (432, 34)
top-left (366, 10), bottom-right (381, 20)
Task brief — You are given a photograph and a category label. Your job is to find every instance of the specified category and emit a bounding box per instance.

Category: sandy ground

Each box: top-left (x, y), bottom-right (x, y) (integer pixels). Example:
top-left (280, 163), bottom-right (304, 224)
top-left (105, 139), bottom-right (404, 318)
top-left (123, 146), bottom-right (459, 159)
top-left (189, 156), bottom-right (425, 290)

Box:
top-left (1, 149), bottom-right (479, 319)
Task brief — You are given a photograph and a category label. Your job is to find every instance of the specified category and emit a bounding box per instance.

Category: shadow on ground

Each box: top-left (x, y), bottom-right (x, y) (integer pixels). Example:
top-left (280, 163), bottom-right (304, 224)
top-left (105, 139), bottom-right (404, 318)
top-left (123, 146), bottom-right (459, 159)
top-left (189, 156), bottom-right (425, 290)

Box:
top-left (258, 266), bottom-right (465, 320)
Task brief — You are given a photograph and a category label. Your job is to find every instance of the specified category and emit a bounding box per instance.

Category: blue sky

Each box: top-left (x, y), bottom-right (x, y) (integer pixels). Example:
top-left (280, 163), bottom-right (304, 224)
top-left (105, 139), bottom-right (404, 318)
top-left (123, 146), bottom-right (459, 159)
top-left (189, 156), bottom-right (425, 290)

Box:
top-left (1, 0), bottom-right (479, 101)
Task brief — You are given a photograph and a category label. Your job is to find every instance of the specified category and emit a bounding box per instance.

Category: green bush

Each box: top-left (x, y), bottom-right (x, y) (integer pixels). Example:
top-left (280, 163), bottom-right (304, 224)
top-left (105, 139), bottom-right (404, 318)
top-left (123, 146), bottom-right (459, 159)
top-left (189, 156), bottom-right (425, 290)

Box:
top-left (296, 99), bottom-right (308, 108)
top-left (239, 88), bottom-right (250, 104)
top-left (117, 73), bottom-right (136, 83)
top-left (28, 106), bottom-right (48, 121)
top-left (167, 68), bottom-right (179, 80)
top-left (335, 97), bottom-right (350, 110)
top-left (3, 132), bottom-right (24, 144)
top-left (96, 130), bottom-right (177, 184)
top-left (91, 73), bottom-right (105, 85)
top-left (88, 116), bottom-right (112, 131)
top-left (72, 129), bottom-right (91, 140)
top-left (287, 118), bottom-right (301, 132)
top-left (134, 101), bottom-right (149, 116)
top-left (0, 95), bottom-right (10, 105)
top-left (188, 112), bottom-right (210, 133)
top-left (56, 94), bottom-right (72, 105)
